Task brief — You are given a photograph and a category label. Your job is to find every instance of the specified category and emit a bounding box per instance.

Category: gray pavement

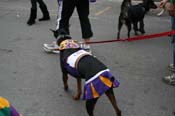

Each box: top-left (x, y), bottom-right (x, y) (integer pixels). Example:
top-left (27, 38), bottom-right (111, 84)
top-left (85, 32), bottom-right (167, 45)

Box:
top-left (0, 0), bottom-right (174, 116)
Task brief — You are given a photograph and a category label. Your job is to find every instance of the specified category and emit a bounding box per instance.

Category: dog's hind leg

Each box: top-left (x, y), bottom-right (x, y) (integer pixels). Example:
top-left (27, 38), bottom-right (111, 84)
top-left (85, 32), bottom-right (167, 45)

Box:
top-left (105, 88), bottom-right (121, 116)
top-left (86, 98), bottom-right (98, 116)
top-left (125, 20), bottom-right (131, 38)
top-left (139, 20), bottom-right (145, 34)
top-left (73, 78), bottom-right (82, 100)
top-left (63, 73), bottom-right (69, 91)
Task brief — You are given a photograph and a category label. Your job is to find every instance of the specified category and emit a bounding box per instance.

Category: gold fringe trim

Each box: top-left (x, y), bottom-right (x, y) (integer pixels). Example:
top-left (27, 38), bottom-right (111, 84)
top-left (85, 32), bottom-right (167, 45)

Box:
top-left (100, 76), bottom-right (112, 87)
top-left (90, 83), bottom-right (99, 98)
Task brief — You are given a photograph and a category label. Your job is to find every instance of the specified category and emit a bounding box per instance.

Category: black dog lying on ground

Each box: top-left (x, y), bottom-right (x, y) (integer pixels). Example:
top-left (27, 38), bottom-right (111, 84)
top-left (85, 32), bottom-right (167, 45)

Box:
top-left (117, 0), bottom-right (157, 39)
top-left (50, 29), bottom-right (121, 116)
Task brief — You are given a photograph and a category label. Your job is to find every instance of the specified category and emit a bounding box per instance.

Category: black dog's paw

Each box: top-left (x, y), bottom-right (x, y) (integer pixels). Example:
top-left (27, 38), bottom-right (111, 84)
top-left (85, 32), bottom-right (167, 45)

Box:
top-left (140, 30), bottom-right (145, 34)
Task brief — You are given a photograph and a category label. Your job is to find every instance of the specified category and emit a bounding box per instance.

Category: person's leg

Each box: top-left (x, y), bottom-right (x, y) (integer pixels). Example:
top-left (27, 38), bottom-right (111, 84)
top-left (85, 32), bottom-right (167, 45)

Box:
top-left (172, 16), bottom-right (175, 67)
top-left (56, 0), bottom-right (75, 34)
top-left (27, 0), bottom-right (37, 25)
top-left (168, 17), bottom-right (175, 71)
top-left (76, 0), bottom-right (93, 43)
top-left (43, 0), bottom-right (75, 53)
top-left (37, 0), bottom-right (50, 21)
top-left (163, 16), bottom-right (175, 85)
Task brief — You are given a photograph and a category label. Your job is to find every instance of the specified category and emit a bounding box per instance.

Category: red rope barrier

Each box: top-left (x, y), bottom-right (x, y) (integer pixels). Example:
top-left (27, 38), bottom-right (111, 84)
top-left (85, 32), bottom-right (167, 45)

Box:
top-left (86, 30), bottom-right (175, 44)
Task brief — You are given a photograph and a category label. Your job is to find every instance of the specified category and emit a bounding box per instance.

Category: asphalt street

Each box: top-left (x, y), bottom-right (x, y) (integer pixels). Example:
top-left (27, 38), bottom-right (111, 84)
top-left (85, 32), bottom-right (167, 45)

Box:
top-left (0, 0), bottom-right (174, 116)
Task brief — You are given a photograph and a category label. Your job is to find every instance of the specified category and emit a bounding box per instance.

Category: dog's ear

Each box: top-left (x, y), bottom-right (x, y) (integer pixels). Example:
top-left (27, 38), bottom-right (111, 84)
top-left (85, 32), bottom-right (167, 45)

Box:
top-left (56, 29), bottom-right (72, 46)
top-left (49, 29), bottom-right (55, 33)
top-left (50, 29), bottom-right (59, 39)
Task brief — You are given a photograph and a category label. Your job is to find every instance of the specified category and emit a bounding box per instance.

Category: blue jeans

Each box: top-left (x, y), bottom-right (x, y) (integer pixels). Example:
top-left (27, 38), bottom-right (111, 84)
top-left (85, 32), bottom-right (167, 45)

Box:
top-left (171, 17), bottom-right (175, 65)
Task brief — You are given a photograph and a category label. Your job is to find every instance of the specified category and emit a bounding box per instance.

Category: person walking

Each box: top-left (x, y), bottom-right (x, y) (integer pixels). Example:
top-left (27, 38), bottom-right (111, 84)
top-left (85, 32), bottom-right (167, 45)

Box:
top-left (160, 0), bottom-right (175, 85)
top-left (27, 0), bottom-right (50, 26)
top-left (43, 0), bottom-right (94, 53)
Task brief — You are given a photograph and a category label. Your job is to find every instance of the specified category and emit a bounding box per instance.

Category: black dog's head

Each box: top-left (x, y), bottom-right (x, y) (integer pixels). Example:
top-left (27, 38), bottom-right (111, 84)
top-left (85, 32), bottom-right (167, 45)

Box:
top-left (120, 0), bottom-right (131, 18)
top-left (143, 0), bottom-right (157, 11)
top-left (50, 29), bottom-right (72, 46)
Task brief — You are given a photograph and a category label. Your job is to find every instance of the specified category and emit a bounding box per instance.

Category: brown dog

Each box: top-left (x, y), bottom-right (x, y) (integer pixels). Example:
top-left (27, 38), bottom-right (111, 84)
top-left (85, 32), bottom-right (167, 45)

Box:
top-left (51, 29), bottom-right (121, 116)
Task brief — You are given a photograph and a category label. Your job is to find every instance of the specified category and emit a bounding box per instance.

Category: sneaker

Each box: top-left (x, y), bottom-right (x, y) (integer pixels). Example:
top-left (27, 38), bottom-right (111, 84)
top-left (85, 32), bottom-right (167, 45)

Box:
top-left (43, 42), bottom-right (60, 54)
top-left (83, 44), bottom-right (90, 50)
top-left (52, 50), bottom-right (60, 54)
top-left (79, 42), bottom-right (92, 53)
top-left (157, 9), bottom-right (165, 16)
top-left (43, 41), bottom-right (59, 50)
top-left (163, 74), bottom-right (175, 85)
top-left (168, 64), bottom-right (175, 72)
top-left (43, 46), bottom-right (60, 54)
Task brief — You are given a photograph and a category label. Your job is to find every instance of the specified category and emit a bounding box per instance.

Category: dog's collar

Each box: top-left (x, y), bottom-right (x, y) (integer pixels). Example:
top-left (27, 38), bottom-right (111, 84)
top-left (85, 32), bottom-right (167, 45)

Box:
top-left (59, 39), bottom-right (80, 50)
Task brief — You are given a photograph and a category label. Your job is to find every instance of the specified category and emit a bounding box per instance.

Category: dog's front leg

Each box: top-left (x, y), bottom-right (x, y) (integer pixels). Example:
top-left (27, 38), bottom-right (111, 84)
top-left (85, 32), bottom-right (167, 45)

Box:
top-left (63, 73), bottom-right (69, 91)
top-left (133, 22), bottom-right (139, 35)
top-left (73, 78), bottom-right (82, 100)
top-left (126, 20), bottom-right (131, 38)
top-left (139, 20), bottom-right (145, 34)
top-left (117, 17), bottom-right (123, 39)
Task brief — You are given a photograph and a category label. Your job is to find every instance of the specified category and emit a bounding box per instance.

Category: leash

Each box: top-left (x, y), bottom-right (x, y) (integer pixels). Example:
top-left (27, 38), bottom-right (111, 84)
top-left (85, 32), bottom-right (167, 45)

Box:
top-left (82, 30), bottom-right (175, 45)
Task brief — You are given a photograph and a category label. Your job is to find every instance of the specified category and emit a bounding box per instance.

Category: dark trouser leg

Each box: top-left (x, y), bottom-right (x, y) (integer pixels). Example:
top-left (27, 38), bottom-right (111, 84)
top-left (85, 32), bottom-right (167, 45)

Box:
top-left (76, 0), bottom-right (93, 39)
top-left (27, 0), bottom-right (37, 25)
top-left (56, 0), bottom-right (75, 34)
top-left (86, 98), bottom-right (98, 116)
top-left (37, 0), bottom-right (50, 21)
top-left (171, 17), bottom-right (175, 66)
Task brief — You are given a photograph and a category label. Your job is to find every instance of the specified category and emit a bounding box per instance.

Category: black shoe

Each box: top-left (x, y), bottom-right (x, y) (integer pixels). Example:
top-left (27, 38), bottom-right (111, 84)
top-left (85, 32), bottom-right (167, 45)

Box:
top-left (27, 8), bottom-right (36, 26)
top-left (39, 4), bottom-right (50, 21)
top-left (27, 20), bottom-right (35, 25)
top-left (38, 16), bottom-right (50, 21)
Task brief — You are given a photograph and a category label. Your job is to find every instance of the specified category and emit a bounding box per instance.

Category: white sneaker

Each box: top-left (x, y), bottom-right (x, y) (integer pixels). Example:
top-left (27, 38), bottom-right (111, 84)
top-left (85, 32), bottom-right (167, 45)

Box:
top-left (79, 42), bottom-right (92, 53)
top-left (78, 42), bottom-right (90, 50)
top-left (168, 63), bottom-right (175, 72)
top-left (43, 41), bottom-right (59, 50)
top-left (157, 9), bottom-right (165, 16)
top-left (52, 50), bottom-right (60, 54)
top-left (43, 42), bottom-right (60, 54)
top-left (43, 46), bottom-right (60, 54)
top-left (163, 74), bottom-right (175, 85)
top-left (83, 44), bottom-right (90, 50)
